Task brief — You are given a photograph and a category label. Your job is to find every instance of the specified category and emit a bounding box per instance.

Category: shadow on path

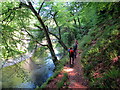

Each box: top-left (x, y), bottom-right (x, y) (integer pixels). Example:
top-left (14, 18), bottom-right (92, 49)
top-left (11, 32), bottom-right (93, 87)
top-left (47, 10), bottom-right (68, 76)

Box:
top-left (46, 50), bottom-right (88, 88)
top-left (62, 51), bottom-right (88, 88)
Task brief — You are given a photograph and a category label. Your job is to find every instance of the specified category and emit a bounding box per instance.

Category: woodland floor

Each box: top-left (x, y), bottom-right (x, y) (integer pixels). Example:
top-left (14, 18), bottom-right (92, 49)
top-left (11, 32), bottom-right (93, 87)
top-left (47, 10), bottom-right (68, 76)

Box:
top-left (46, 50), bottom-right (89, 89)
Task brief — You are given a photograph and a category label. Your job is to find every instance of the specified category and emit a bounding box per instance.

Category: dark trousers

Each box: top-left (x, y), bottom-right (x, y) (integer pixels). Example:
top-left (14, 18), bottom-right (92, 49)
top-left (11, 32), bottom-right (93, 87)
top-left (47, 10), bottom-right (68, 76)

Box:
top-left (74, 49), bottom-right (77, 58)
top-left (69, 55), bottom-right (74, 65)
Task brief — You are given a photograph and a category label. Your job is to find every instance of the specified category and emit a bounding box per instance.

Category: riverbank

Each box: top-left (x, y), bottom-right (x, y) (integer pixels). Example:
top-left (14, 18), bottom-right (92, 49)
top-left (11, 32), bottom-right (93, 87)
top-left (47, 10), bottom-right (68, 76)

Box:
top-left (37, 55), bottom-right (69, 89)
top-left (1, 50), bottom-right (35, 68)
top-left (38, 50), bottom-right (89, 89)
top-left (1, 45), bottom-right (64, 88)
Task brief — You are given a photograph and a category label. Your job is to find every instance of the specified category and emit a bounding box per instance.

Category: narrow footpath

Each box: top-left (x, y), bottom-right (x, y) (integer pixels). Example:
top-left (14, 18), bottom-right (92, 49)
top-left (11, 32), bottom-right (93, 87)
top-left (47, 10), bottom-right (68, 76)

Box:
top-left (46, 50), bottom-right (89, 88)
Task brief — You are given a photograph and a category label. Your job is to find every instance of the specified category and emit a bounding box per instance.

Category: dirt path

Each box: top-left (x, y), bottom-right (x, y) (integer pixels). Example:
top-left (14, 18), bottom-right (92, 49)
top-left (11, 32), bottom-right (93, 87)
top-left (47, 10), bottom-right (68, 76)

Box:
top-left (46, 51), bottom-right (88, 88)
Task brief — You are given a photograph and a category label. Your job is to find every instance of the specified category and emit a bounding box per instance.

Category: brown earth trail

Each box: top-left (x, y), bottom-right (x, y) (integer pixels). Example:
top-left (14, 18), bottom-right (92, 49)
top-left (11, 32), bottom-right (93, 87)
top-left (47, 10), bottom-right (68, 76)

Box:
top-left (46, 50), bottom-right (89, 89)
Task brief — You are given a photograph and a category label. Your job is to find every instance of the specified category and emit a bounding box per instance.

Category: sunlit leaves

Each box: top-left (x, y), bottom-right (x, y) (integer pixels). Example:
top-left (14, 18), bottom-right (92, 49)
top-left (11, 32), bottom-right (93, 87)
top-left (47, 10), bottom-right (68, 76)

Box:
top-left (1, 2), bottom-right (32, 59)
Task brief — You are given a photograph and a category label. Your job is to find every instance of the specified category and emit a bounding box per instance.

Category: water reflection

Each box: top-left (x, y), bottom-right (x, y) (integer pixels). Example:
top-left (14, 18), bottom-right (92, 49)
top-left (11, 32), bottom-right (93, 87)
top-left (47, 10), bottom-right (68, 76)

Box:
top-left (2, 47), bottom-right (63, 88)
top-left (16, 57), bottom-right (55, 88)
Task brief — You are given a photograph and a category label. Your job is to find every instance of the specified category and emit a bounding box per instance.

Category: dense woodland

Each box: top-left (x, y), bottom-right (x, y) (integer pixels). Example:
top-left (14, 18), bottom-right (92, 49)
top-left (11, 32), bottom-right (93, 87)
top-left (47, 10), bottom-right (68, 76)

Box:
top-left (0, 1), bottom-right (120, 88)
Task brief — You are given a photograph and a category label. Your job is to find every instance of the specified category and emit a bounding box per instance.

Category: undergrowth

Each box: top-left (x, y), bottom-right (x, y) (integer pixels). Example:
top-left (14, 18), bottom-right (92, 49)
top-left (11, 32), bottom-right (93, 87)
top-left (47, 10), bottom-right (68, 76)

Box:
top-left (79, 17), bottom-right (120, 88)
top-left (56, 73), bottom-right (68, 88)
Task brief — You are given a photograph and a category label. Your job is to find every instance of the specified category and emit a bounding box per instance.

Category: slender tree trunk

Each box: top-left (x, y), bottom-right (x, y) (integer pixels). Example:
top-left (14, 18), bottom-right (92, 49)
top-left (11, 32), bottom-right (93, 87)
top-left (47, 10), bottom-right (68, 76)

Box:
top-left (53, 17), bottom-right (61, 39)
top-left (28, 2), bottom-right (58, 64)
top-left (77, 17), bottom-right (81, 29)
top-left (52, 17), bottom-right (68, 50)
top-left (49, 32), bottom-right (68, 50)
top-left (70, 12), bottom-right (77, 26)
top-left (74, 19), bottom-right (77, 26)
top-left (58, 40), bottom-right (68, 50)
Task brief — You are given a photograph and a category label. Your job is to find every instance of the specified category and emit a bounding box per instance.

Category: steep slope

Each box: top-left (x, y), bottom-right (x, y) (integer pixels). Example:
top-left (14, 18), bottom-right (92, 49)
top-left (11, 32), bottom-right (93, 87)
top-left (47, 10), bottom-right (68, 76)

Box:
top-left (79, 17), bottom-right (120, 88)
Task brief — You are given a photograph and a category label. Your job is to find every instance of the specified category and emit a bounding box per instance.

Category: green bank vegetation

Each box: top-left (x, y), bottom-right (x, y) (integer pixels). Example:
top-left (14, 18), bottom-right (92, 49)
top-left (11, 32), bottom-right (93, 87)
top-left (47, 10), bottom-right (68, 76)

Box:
top-left (1, 1), bottom-right (120, 88)
top-left (38, 56), bottom-right (68, 88)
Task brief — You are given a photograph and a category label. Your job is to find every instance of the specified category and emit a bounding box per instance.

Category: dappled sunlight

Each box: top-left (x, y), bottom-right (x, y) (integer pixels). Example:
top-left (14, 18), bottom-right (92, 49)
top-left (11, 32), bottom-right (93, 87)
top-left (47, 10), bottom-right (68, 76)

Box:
top-left (63, 66), bottom-right (74, 72)
top-left (1, 1), bottom-right (119, 88)
top-left (69, 72), bottom-right (77, 76)
top-left (63, 66), bottom-right (78, 76)
top-left (69, 81), bottom-right (87, 88)
top-left (58, 74), bottom-right (64, 78)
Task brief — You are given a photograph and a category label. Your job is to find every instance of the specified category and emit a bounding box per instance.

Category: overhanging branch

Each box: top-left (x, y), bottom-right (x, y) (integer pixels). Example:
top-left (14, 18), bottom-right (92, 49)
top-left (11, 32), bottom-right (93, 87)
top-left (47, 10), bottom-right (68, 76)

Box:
top-left (1, 2), bottom-right (30, 23)
top-left (24, 29), bottom-right (48, 47)
top-left (0, 2), bottom-right (27, 16)
top-left (49, 31), bottom-right (59, 40)
top-left (38, 1), bottom-right (45, 14)
top-left (50, 11), bottom-right (61, 39)
top-left (0, 4), bottom-right (21, 15)
top-left (2, 11), bottom-right (13, 23)
top-left (49, 31), bottom-right (68, 50)
top-left (34, 24), bottom-right (44, 30)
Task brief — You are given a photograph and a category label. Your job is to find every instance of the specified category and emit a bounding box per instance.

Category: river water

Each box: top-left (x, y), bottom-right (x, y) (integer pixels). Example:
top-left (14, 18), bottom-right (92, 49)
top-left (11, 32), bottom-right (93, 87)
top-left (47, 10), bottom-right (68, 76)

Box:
top-left (1, 47), bottom-right (63, 89)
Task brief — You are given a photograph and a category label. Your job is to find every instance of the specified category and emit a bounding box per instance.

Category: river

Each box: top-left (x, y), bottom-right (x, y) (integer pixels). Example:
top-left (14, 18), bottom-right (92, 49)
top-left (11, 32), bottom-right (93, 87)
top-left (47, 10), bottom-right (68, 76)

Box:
top-left (1, 47), bottom-right (63, 89)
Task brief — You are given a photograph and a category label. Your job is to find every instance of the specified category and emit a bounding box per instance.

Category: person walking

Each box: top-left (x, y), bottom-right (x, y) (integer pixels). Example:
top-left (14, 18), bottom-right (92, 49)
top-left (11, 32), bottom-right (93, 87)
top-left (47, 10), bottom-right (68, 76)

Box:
top-left (73, 40), bottom-right (78, 58)
top-left (68, 47), bottom-right (74, 67)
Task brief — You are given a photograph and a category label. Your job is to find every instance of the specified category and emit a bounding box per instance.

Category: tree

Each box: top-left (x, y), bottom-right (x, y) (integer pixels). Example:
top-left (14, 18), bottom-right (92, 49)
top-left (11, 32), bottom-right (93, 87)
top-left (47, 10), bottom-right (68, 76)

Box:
top-left (1, 1), bottom-right (58, 65)
top-left (25, 1), bottom-right (58, 63)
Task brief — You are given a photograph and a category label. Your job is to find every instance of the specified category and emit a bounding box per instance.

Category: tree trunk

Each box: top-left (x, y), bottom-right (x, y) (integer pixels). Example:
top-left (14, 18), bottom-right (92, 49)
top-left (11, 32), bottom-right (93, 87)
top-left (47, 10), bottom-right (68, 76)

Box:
top-left (77, 17), bottom-right (81, 29)
top-left (74, 19), bottom-right (77, 26)
top-left (52, 17), bottom-right (68, 50)
top-left (58, 40), bottom-right (68, 50)
top-left (48, 32), bottom-right (68, 51)
top-left (28, 2), bottom-right (58, 64)
top-left (53, 17), bottom-right (61, 39)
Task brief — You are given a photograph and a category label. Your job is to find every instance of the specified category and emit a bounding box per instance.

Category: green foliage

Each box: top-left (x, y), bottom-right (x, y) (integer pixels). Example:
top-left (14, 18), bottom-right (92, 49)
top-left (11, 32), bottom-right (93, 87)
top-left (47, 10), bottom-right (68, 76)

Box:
top-left (102, 68), bottom-right (120, 88)
top-left (1, 2), bottom-right (33, 60)
top-left (57, 80), bottom-right (64, 88)
top-left (1, 1), bottom-right (120, 88)
top-left (104, 67), bottom-right (120, 79)
top-left (79, 34), bottom-right (93, 50)
top-left (56, 73), bottom-right (68, 88)
top-left (79, 4), bottom-right (120, 87)
top-left (89, 67), bottom-right (120, 88)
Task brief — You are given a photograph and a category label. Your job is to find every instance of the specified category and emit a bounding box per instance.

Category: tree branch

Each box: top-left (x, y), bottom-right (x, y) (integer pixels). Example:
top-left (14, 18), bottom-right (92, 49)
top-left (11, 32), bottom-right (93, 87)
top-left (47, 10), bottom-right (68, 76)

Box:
top-left (38, 1), bottom-right (45, 14)
top-left (24, 29), bottom-right (48, 47)
top-left (52, 12), bottom-right (62, 39)
top-left (2, 11), bottom-right (13, 23)
top-left (1, 2), bottom-right (30, 23)
top-left (70, 12), bottom-right (77, 25)
top-left (49, 31), bottom-right (59, 40)
top-left (34, 24), bottom-right (44, 30)
top-left (0, 2), bottom-right (23, 16)
top-left (49, 11), bottom-right (62, 39)
top-left (20, 2), bottom-right (30, 8)
top-left (49, 31), bottom-right (68, 50)
top-left (53, 17), bottom-right (61, 39)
